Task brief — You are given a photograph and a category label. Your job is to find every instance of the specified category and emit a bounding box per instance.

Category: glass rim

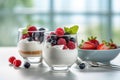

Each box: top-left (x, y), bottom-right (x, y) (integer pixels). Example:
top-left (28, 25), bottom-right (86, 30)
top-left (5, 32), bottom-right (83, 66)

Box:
top-left (18, 27), bottom-right (48, 32)
top-left (45, 31), bottom-right (77, 36)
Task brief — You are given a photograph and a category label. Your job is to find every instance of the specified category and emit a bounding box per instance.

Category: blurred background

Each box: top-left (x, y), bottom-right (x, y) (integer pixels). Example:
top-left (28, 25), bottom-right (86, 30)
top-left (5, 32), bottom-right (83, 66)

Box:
top-left (0, 0), bottom-right (120, 46)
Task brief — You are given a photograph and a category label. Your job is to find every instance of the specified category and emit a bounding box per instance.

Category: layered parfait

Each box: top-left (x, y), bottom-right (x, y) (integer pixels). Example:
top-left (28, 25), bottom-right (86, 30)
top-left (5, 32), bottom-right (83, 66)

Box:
top-left (43, 25), bottom-right (79, 71)
top-left (18, 25), bottom-right (46, 63)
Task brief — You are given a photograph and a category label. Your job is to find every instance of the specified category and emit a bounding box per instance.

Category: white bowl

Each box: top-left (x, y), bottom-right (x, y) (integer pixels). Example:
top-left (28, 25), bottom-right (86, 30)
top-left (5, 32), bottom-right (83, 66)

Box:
top-left (78, 47), bottom-right (120, 63)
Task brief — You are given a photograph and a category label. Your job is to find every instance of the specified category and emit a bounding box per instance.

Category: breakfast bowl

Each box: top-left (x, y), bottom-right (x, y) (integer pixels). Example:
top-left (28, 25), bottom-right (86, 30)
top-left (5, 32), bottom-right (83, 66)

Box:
top-left (78, 47), bottom-right (120, 64)
top-left (78, 36), bottom-right (120, 64)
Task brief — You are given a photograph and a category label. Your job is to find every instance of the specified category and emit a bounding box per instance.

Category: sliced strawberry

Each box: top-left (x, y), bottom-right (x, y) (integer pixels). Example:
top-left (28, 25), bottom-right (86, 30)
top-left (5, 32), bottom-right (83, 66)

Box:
top-left (88, 36), bottom-right (99, 49)
top-left (28, 26), bottom-right (37, 36)
top-left (109, 39), bottom-right (117, 49)
top-left (97, 43), bottom-right (110, 50)
top-left (80, 41), bottom-right (96, 50)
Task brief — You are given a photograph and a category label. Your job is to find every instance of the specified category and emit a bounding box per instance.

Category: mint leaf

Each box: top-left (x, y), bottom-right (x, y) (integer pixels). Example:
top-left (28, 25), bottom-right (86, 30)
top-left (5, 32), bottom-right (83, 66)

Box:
top-left (22, 28), bottom-right (28, 34)
top-left (64, 27), bottom-right (71, 33)
top-left (64, 25), bottom-right (79, 34)
top-left (70, 25), bottom-right (79, 34)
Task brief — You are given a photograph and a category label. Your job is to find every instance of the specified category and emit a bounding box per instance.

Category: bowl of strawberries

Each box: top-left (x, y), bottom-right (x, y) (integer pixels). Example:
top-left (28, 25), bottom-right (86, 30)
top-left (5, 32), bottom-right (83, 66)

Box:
top-left (78, 36), bottom-right (120, 63)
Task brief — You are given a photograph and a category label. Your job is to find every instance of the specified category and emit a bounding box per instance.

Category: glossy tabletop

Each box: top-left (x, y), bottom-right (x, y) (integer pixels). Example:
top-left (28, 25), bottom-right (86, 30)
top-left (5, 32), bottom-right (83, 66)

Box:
top-left (0, 47), bottom-right (120, 80)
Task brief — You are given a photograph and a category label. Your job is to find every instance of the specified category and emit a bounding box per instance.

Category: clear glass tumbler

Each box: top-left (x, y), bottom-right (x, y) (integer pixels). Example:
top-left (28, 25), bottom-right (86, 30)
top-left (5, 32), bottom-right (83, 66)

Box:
top-left (18, 27), bottom-right (47, 63)
top-left (43, 32), bottom-right (78, 71)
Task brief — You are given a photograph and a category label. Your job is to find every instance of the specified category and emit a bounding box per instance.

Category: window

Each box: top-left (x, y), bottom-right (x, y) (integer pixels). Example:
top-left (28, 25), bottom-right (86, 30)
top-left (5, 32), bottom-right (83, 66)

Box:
top-left (0, 0), bottom-right (120, 46)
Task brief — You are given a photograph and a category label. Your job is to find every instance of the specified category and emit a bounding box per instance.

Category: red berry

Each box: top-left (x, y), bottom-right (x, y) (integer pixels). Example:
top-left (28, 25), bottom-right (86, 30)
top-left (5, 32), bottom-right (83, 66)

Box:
top-left (57, 38), bottom-right (67, 45)
top-left (97, 43), bottom-right (110, 50)
top-left (13, 59), bottom-right (21, 67)
top-left (28, 26), bottom-right (37, 36)
top-left (63, 45), bottom-right (68, 49)
top-left (67, 41), bottom-right (76, 49)
top-left (50, 32), bottom-right (56, 35)
top-left (88, 36), bottom-right (99, 49)
top-left (21, 34), bottom-right (29, 39)
top-left (80, 42), bottom-right (96, 50)
top-left (9, 56), bottom-right (16, 64)
top-left (55, 28), bottom-right (64, 37)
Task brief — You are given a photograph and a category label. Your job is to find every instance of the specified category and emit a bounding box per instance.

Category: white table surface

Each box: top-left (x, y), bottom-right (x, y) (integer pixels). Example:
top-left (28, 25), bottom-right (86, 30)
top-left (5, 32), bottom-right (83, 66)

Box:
top-left (0, 47), bottom-right (120, 80)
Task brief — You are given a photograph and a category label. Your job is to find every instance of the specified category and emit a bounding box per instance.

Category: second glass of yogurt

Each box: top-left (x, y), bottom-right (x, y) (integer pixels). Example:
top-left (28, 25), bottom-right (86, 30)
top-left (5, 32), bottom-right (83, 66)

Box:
top-left (43, 27), bottom-right (78, 71)
top-left (18, 26), bottom-right (47, 63)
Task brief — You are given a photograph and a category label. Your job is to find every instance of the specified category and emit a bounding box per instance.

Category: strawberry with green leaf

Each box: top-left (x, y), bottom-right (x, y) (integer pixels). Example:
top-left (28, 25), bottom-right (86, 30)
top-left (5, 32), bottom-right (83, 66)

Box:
top-left (88, 36), bottom-right (99, 49)
top-left (79, 40), bottom-right (96, 50)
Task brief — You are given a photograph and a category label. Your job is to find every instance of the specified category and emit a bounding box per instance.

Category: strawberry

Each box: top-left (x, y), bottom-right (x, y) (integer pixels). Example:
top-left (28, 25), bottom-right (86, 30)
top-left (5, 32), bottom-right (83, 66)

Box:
top-left (88, 36), bottom-right (99, 49)
top-left (97, 43), bottom-right (110, 50)
top-left (28, 26), bottom-right (37, 36)
top-left (80, 40), bottom-right (96, 50)
top-left (97, 40), bottom-right (110, 50)
top-left (97, 40), bottom-right (117, 50)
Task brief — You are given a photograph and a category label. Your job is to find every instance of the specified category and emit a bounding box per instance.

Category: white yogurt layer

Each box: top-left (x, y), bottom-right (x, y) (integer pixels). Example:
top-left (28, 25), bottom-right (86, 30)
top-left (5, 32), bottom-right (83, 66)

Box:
top-left (43, 45), bottom-right (78, 66)
top-left (18, 38), bottom-right (43, 51)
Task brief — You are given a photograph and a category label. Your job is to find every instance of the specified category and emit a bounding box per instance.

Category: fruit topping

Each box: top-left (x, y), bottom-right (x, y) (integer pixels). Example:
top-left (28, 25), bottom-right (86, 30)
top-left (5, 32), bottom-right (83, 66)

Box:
top-left (39, 27), bottom-right (45, 31)
top-left (70, 37), bottom-right (76, 42)
top-left (55, 28), bottom-right (64, 37)
top-left (28, 26), bottom-right (37, 36)
top-left (64, 25), bottom-right (79, 34)
top-left (67, 41), bottom-right (76, 49)
top-left (28, 37), bottom-right (33, 41)
top-left (57, 38), bottom-right (67, 45)
top-left (21, 34), bottom-right (29, 39)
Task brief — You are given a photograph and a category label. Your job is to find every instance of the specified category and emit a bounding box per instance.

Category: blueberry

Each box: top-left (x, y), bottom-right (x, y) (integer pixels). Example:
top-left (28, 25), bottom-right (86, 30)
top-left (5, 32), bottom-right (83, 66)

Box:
top-left (39, 28), bottom-right (45, 31)
top-left (62, 36), bottom-right (70, 42)
top-left (79, 63), bottom-right (85, 69)
top-left (24, 62), bottom-right (30, 69)
top-left (39, 36), bottom-right (44, 43)
top-left (51, 40), bottom-right (57, 45)
top-left (51, 35), bottom-right (57, 40)
top-left (70, 37), bottom-right (76, 42)
top-left (39, 32), bottom-right (44, 37)
top-left (28, 37), bottom-right (33, 41)
top-left (47, 38), bottom-right (52, 42)
top-left (32, 32), bottom-right (40, 41)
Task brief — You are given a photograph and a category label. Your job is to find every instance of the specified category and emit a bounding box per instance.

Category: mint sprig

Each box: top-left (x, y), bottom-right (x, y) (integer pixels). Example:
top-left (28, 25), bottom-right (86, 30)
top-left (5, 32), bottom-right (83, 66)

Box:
top-left (64, 25), bottom-right (79, 34)
top-left (22, 25), bottom-right (31, 34)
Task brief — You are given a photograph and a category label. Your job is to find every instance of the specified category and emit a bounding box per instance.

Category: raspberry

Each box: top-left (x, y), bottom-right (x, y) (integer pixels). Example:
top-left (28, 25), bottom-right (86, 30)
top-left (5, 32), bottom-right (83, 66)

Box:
top-left (28, 26), bottom-right (37, 36)
top-left (63, 45), bottom-right (68, 49)
top-left (67, 41), bottom-right (76, 49)
top-left (21, 34), bottom-right (29, 39)
top-left (55, 28), bottom-right (64, 37)
top-left (50, 32), bottom-right (56, 35)
top-left (57, 38), bottom-right (66, 45)
top-left (8, 56), bottom-right (16, 64)
top-left (13, 59), bottom-right (22, 67)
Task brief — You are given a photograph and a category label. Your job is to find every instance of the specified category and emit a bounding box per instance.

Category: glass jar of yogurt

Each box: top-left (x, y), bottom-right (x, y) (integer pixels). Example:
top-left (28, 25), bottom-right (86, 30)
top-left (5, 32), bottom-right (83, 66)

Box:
top-left (43, 31), bottom-right (78, 71)
top-left (18, 26), bottom-right (47, 63)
